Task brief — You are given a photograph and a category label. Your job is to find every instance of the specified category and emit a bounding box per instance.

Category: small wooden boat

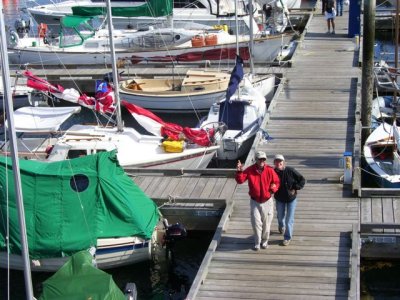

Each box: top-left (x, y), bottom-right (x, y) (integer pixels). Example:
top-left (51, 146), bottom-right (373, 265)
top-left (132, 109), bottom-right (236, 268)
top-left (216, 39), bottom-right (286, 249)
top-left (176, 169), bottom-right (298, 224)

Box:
top-left (119, 69), bottom-right (230, 113)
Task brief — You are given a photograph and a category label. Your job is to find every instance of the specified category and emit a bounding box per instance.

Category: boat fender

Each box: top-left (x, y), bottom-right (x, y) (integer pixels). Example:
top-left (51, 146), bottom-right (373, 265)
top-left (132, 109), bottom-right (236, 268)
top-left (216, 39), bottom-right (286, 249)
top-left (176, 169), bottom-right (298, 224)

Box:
top-left (162, 140), bottom-right (185, 153)
top-left (8, 31), bottom-right (19, 46)
top-left (45, 145), bottom-right (54, 158)
top-left (38, 23), bottom-right (48, 38)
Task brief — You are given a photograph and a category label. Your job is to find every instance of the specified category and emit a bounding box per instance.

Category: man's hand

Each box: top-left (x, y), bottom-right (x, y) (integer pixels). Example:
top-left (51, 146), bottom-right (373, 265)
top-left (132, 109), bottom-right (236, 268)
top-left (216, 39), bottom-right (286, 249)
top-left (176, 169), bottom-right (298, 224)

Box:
top-left (270, 183), bottom-right (276, 191)
top-left (237, 160), bottom-right (243, 172)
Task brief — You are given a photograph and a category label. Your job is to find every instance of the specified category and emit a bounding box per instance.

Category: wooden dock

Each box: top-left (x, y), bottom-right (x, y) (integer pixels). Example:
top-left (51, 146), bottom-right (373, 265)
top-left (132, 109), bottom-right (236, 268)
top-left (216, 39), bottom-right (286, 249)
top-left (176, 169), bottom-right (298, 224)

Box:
top-left (186, 7), bottom-right (362, 300)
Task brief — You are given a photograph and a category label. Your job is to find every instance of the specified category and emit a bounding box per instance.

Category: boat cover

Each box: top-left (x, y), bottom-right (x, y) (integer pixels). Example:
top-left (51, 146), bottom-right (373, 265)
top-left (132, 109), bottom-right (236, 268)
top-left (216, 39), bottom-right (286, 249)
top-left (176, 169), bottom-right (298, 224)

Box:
top-left (219, 101), bottom-right (245, 130)
top-left (72, 0), bottom-right (172, 17)
top-left (39, 250), bottom-right (125, 299)
top-left (0, 150), bottom-right (159, 259)
top-left (11, 106), bottom-right (81, 133)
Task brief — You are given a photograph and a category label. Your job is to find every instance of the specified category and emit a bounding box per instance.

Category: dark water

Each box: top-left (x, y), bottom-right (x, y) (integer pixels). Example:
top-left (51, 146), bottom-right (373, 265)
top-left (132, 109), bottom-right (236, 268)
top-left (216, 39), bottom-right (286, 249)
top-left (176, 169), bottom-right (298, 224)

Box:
top-left (361, 260), bottom-right (400, 300)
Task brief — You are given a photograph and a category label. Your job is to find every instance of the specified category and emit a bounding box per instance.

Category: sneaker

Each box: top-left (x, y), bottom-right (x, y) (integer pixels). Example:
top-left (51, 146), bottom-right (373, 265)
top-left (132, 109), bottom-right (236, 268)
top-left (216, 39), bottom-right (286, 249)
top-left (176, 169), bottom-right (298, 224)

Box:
top-left (331, 31), bottom-right (335, 35)
top-left (326, 31), bottom-right (330, 34)
top-left (282, 239), bottom-right (291, 246)
top-left (253, 245), bottom-right (260, 251)
top-left (261, 242), bottom-right (269, 249)
top-left (279, 227), bottom-right (285, 234)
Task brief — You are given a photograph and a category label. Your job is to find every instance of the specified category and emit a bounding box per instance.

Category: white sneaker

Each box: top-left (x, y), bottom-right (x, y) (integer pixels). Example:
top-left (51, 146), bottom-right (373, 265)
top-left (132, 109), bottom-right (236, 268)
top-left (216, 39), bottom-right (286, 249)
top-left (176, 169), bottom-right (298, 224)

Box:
top-left (261, 242), bottom-right (269, 249)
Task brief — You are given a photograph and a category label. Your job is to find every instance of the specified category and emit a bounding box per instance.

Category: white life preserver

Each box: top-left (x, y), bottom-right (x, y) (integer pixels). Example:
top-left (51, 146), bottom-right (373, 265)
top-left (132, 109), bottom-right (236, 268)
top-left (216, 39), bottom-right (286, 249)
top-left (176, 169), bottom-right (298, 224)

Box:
top-left (8, 31), bottom-right (19, 46)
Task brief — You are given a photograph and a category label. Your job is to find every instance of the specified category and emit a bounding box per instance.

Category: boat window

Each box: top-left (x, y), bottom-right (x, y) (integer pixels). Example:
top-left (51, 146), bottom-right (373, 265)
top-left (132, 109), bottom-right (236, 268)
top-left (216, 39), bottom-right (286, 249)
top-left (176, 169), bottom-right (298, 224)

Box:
top-left (70, 174), bottom-right (89, 193)
top-left (67, 150), bottom-right (87, 159)
top-left (84, 42), bottom-right (99, 48)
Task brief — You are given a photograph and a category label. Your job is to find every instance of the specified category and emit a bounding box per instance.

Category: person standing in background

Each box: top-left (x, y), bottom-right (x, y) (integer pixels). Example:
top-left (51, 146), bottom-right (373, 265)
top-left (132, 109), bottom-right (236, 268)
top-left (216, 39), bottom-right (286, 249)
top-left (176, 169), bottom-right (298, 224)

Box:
top-left (273, 154), bottom-right (305, 246)
top-left (236, 151), bottom-right (280, 251)
top-left (324, 0), bottom-right (336, 34)
top-left (336, 0), bottom-right (343, 16)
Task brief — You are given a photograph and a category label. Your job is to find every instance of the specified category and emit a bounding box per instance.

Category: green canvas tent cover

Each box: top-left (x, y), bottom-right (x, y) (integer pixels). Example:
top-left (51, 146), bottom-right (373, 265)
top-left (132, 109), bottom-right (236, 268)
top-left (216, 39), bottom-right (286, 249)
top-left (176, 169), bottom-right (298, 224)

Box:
top-left (0, 150), bottom-right (159, 259)
top-left (71, 0), bottom-right (172, 17)
top-left (39, 250), bottom-right (126, 300)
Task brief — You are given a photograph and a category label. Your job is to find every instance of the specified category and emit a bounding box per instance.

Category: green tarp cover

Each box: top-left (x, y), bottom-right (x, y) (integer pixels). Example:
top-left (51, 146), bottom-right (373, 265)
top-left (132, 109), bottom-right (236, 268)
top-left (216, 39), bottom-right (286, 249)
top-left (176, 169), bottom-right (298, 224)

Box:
top-left (72, 0), bottom-right (172, 17)
top-left (60, 15), bottom-right (93, 28)
top-left (39, 250), bottom-right (125, 300)
top-left (0, 150), bottom-right (159, 259)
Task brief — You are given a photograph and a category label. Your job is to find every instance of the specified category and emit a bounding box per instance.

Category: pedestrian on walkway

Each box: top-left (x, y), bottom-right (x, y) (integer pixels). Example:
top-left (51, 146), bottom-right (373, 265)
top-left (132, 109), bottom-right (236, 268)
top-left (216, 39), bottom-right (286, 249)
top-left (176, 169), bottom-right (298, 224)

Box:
top-left (273, 154), bottom-right (305, 246)
top-left (325, 0), bottom-right (336, 34)
top-left (321, 0), bottom-right (327, 14)
top-left (236, 151), bottom-right (280, 251)
top-left (336, 0), bottom-right (343, 16)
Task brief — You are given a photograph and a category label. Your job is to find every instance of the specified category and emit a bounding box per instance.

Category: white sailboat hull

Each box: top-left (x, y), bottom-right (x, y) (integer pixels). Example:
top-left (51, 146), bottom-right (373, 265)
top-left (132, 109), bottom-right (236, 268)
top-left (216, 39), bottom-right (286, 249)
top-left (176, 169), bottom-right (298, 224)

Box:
top-left (120, 90), bottom-right (226, 113)
top-left (0, 236), bottom-right (154, 272)
top-left (46, 124), bottom-right (219, 169)
top-left (363, 122), bottom-right (400, 188)
top-left (8, 33), bottom-right (293, 66)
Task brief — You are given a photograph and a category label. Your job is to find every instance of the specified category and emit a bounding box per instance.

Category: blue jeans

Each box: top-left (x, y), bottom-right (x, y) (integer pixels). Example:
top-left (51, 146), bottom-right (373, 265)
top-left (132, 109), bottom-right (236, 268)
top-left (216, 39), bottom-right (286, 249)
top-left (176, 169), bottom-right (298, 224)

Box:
top-left (336, 0), bottom-right (343, 15)
top-left (276, 199), bottom-right (297, 240)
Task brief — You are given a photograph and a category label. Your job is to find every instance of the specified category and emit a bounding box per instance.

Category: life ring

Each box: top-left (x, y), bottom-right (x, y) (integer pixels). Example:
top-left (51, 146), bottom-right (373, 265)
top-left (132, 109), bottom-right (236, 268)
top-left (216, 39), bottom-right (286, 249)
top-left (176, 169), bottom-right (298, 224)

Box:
top-left (8, 31), bottom-right (19, 46)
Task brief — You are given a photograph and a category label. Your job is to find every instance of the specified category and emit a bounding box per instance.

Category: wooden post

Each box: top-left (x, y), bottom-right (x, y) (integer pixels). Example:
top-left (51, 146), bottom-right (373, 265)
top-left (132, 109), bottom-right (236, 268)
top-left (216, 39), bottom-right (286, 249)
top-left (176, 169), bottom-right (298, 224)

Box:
top-left (361, 0), bottom-right (376, 144)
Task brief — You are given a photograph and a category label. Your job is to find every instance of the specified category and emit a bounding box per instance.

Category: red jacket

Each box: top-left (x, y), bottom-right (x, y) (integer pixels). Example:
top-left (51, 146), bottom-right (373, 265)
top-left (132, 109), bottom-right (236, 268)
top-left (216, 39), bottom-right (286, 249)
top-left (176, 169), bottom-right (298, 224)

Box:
top-left (235, 164), bottom-right (280, 203)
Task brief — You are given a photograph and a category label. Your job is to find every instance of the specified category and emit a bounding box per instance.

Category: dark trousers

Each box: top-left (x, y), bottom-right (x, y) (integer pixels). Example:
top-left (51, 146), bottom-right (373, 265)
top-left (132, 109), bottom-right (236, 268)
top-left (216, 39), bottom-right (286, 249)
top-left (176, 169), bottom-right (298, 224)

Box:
top-left (322, 0), bottom-right (327, 14)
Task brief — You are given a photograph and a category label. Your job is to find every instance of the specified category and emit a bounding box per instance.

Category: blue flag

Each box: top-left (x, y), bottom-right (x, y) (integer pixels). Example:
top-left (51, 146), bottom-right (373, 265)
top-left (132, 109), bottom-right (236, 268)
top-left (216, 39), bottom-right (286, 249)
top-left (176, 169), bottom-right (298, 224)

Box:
top-left (226, 55), bottom-right (244, 102)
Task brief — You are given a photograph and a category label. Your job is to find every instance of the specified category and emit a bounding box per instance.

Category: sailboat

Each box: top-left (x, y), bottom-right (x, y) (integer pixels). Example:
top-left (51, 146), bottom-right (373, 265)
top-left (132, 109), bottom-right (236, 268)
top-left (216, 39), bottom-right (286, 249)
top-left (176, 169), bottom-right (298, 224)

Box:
top-left (363, 120), bottom-right (400, 188)
top-left (199, 0), bottom-right (276, 161)
top-left (26, 0), bottom-right (259, 34)
top-left (0, 150), bottom-right (169, 272)
top-left (18, 70), bottom-right (219, 169)
top-left (9, 0), bottom-right (295, 66)
top-left (119, 69), bottom-right (231, 113)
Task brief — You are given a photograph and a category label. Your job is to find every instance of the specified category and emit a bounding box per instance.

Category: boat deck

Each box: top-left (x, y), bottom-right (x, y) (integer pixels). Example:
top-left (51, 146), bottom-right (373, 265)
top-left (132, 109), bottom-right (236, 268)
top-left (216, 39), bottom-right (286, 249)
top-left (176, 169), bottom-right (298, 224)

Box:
top-left (185, 6), bottom-right (362, 300)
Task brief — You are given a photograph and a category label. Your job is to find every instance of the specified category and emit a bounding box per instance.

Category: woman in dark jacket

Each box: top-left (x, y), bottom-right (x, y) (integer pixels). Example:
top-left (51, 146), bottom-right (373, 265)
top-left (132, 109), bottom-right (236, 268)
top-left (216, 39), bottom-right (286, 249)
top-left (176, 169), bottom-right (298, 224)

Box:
top-left (273, 154), bottom-right (305, 246)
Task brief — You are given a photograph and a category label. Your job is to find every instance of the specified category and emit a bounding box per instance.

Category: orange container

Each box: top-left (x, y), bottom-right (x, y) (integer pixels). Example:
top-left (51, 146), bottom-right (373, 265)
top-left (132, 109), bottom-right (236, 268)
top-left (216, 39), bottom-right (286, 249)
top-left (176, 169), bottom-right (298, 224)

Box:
top-left (205, 34), bottom-right (218, 46)
top-left (191, 35), bottom-right (205, 47)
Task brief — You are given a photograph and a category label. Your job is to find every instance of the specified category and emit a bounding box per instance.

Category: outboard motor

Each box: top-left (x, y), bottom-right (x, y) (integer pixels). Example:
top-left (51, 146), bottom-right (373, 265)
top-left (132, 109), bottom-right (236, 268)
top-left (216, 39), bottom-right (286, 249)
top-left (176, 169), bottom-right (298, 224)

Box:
top-left (14, 18), bottom-right (30, 38)
top-left (163, 219), bottom-right (187, 248)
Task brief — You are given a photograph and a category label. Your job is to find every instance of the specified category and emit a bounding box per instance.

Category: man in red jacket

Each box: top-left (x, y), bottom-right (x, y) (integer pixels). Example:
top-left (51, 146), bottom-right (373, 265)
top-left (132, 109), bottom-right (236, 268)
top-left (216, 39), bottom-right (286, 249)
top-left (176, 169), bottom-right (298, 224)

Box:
top-left (236, 151), bottom-right (280, 251)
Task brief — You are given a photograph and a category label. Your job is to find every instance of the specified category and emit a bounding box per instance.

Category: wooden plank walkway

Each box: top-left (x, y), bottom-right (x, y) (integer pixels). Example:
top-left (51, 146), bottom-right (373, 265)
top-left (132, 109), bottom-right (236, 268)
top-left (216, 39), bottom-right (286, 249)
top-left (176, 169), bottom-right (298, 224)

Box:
top-left (187, 7), bottom-right (361, 300)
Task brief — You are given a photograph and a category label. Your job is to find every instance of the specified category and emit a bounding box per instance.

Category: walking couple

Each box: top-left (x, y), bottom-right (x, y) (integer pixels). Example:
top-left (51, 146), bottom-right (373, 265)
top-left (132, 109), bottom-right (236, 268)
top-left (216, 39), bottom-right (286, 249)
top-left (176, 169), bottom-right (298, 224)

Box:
top-left (236, 151), bottom-right (305, 251)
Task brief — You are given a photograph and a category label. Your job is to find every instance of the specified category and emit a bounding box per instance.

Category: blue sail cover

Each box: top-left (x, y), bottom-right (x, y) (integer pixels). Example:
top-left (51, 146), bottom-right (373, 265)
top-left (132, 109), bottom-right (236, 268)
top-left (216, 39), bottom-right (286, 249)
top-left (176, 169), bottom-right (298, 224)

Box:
top-left (226, 55), bottom-right (244, 102)
top-left (219, 101), bottom-right (245, 130)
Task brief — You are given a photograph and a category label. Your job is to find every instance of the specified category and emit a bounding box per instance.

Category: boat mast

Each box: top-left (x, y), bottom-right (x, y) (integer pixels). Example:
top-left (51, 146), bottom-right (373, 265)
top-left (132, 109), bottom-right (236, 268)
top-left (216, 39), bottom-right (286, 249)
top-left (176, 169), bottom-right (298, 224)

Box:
top-left (391, 0), bottom-right (399, 121)
top-left (234, 0), bottom-right (241, 99)
top-left (105, 0), bottom-right (123, 132)
top-left (248, 0), bottom-right (255, 73)
top-left (0, 4), bottom-right (34, 299)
